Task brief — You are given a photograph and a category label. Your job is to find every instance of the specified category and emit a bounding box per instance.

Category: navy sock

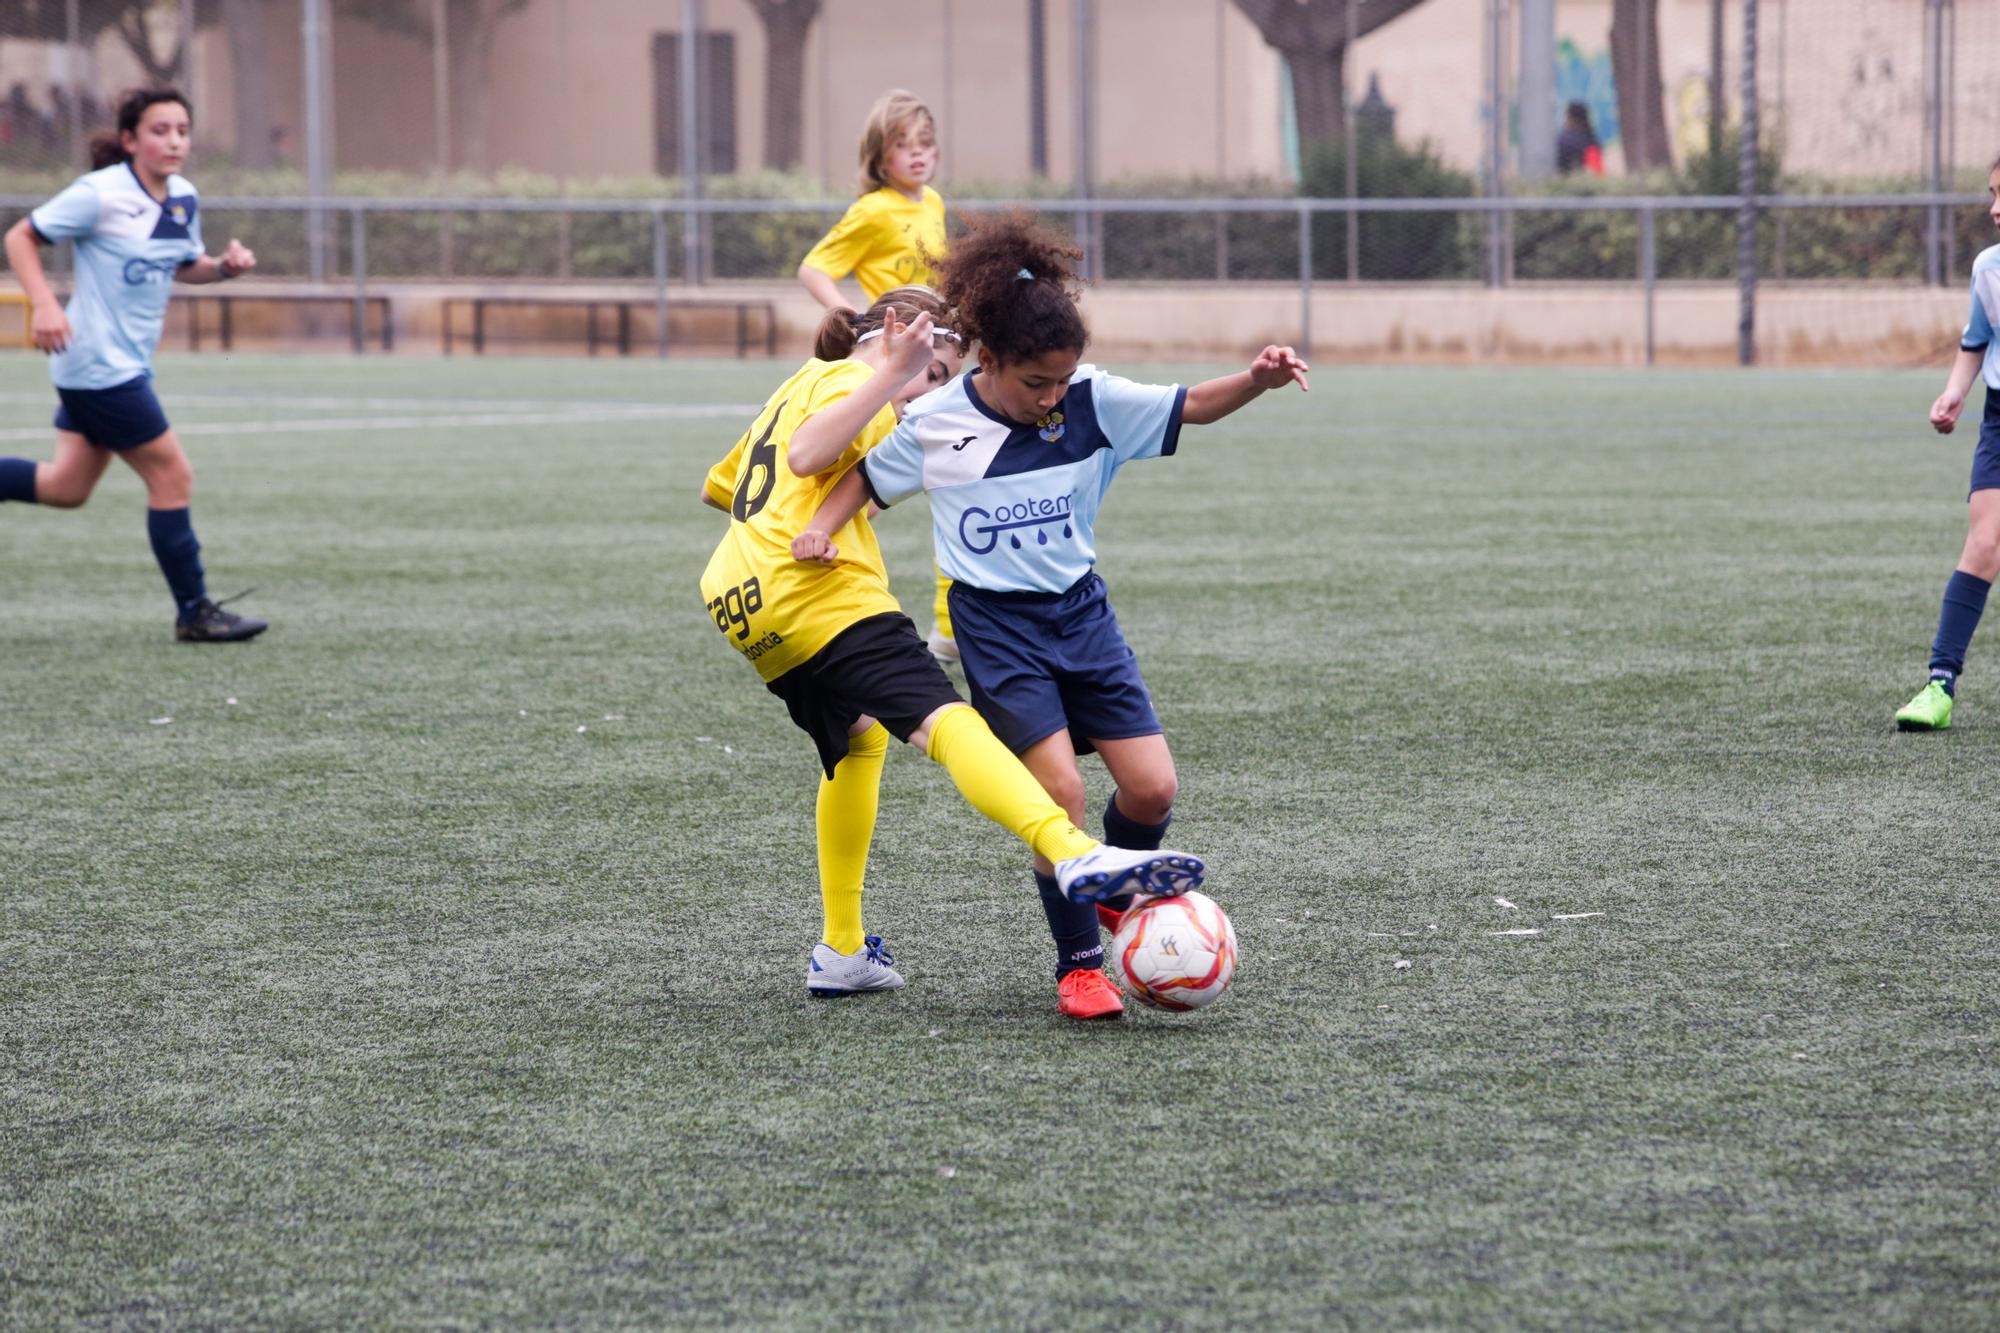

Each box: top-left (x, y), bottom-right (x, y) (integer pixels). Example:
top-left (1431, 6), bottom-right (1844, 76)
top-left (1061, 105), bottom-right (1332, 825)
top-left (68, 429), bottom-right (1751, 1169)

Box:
top-left (1927, 570), bottom-right (1991, 692)
top-left (1101, 793), bottom-right (1173, 914)
top-left (146, 507), bottom-right (207, 618)
top-left (1103, 792), bottom-right (1172, 851)
top-left (0, 458), bottom-right (37, 503)
top-left (1036, 871), bottom-right (1104, 977)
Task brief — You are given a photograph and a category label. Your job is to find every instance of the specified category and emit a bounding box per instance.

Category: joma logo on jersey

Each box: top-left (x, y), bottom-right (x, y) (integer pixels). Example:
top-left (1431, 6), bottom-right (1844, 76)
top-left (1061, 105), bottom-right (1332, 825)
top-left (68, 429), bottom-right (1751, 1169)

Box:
top-left (960, 495), bottom-right (1074, 554)
top-left (122, 257), bottom-right (181, 285)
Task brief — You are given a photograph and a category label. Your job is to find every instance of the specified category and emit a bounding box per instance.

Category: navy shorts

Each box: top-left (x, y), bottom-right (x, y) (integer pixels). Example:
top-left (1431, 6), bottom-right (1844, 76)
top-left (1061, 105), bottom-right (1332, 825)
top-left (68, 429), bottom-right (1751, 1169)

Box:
top-left (948, 572), bottom-right (1161, 756)
top-left (1972, 386), bottom-right (2000, 496)
top-left (766, 612), bottom-right (964, 778)
top-left (53, 375), bottom-right (171, 451)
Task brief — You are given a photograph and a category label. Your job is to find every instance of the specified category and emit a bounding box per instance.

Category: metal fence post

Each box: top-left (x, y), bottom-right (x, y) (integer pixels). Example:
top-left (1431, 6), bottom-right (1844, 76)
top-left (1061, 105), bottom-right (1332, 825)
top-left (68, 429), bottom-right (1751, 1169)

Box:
top-left (1640, 204), bottom-right (1657, 368)
top-left (680, 0), bottom-right (704, 287)
top-left (1926, 0), bottom-right (1946, 287)
top-left (350, 206), bottom-right (367, 354)
top-left (1297, 204), bottom-right (1313, 359)
top-left (1737, 0), bottom-right (1759, 366)
top-left (654, 208), bottom-right (671, 357)
top-left (302, 0), bottom-right (333, 284)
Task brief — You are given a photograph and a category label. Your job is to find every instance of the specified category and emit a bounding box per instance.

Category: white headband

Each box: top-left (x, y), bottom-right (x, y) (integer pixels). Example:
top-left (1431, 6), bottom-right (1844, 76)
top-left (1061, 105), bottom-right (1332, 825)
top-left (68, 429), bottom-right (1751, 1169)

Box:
top-left (856, 326), bottom-right (963, 346)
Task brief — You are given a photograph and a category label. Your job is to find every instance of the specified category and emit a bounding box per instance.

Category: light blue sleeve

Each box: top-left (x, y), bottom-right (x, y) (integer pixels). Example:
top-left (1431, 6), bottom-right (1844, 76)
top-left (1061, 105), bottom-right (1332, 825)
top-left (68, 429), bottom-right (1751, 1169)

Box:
top-left (1094, 372), bottom-right (1188, 463)
top-left (186, 195), bottom-right (206, 262)
top-left (1965, 264), bottom-right (1994, 351)
top-left (858, 417), bottom-right (926, 507)
top-left (29, 179), bottom-right (100, 243)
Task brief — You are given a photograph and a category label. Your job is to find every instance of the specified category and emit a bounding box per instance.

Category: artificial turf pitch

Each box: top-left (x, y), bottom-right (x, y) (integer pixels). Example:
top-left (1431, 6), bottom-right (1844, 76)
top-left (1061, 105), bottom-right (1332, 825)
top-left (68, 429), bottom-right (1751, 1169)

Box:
top-left (2, 352), bottom-right (1996, 1326)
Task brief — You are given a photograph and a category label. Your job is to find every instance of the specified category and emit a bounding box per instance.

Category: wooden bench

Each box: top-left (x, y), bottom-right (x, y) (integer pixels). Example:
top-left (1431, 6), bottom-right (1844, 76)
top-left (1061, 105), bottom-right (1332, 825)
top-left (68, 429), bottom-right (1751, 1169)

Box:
top-left (178, 291), bottom-right (393, 353)
top-left (440, 294), bottom-right (777, 358)
top-left (2, 289), bottom-right (393, 353)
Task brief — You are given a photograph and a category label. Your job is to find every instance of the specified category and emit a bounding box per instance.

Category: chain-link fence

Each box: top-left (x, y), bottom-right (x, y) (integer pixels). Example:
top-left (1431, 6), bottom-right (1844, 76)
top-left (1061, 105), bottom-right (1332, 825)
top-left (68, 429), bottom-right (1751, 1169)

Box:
top-left (0, 0), bottom-right (1992, 362)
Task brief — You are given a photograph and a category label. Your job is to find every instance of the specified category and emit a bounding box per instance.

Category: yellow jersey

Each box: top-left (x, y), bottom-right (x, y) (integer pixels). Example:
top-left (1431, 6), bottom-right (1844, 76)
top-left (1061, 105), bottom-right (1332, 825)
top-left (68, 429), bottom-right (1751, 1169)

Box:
top-left (800, 186), bottom-right (947, 303)
top-left (699, 358), bottom-right (904, 682)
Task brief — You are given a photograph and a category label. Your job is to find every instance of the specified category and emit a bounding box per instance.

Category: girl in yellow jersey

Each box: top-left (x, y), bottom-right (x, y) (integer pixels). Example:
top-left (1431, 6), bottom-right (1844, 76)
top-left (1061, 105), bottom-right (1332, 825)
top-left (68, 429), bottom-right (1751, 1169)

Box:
top-left (796, 88), bottom-right (960, 667)
top-left (700, 287), bottom-right (1205, 998)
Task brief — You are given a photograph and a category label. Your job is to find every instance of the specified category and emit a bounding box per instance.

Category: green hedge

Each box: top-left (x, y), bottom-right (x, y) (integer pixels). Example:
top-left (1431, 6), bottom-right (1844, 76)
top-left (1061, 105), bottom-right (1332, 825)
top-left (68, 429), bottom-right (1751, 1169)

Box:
top-left (3, 160), bottom-right (1991, 285)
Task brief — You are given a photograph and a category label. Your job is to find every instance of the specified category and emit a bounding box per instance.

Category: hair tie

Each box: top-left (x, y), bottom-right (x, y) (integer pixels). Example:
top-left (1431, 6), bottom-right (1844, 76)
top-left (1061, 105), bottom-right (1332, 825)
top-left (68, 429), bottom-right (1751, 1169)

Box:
top-left (1016, 268), bottom-right (1035, 282)
top-left (856, 326), bottom-right (963, 346)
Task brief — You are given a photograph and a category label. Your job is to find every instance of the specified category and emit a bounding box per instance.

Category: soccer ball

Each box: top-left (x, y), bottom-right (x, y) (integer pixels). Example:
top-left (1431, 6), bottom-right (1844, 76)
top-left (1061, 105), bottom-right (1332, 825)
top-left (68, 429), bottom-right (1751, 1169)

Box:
top-left (1110, 891), bottom-right (1237, 1011)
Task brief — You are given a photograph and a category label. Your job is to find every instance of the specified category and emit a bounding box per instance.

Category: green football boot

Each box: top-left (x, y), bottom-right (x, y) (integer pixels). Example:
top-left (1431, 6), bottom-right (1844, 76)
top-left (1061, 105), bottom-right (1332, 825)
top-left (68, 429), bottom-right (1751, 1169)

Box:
top-left (1894, 680), bottom-right (1954, 732)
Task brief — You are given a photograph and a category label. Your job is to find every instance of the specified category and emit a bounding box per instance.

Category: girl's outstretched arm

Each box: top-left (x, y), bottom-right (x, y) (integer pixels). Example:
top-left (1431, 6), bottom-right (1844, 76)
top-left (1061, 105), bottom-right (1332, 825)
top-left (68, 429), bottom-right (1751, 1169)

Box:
top-left (1182, 345), bottom-right (1310, 426)
top-left (791, 466), bottom-right (873, 563)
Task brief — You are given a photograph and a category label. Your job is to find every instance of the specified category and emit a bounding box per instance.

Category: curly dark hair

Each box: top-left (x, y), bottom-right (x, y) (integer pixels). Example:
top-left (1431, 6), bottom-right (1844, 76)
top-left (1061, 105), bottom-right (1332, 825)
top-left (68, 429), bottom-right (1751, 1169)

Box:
top-left (90, 88), bottom-right (190, 170)
top-left (812, 284), bottom-right (959, 362)
top-left (931, 212), bottom-right (1089, 367)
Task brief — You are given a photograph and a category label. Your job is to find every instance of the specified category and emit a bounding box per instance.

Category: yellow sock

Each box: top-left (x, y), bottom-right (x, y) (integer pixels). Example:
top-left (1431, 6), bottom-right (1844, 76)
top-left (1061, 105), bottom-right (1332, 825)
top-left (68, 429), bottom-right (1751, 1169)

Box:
top-left (925, 705), bottom-right (1097, 865)
top-left (816, 722), bottom-right (888, 953)
top-left (932, 565), bottom-right (953, 640)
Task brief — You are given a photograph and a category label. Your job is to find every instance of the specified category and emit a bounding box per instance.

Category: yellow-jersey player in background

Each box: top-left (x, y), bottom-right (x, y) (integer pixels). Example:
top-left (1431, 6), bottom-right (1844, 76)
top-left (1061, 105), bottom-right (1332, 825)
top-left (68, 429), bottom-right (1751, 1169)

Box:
top-left (796, 88), bottom-right (960, 670)
top-left (699, 287), bottom-right (1207, 1003)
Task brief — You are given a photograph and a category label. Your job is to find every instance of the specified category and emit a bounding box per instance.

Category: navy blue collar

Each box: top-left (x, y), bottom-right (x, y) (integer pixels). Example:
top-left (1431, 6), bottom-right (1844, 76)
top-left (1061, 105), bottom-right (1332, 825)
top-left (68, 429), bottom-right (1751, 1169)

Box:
top-left (963, 371), bottom-right (1029, 429)
top-left (125, 160), bottom-right (170, 206)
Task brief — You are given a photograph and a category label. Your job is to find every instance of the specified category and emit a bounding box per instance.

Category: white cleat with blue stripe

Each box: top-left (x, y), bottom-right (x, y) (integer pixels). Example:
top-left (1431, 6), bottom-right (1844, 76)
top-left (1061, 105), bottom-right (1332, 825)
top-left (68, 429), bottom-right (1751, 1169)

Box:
top-left (1054, 845), bottom-right (1205, 905)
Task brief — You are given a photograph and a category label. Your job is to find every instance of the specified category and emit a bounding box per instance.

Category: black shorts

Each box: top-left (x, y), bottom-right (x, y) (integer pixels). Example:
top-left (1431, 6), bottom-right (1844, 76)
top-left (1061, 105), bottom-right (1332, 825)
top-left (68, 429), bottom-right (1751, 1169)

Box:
top-left (766, 612), bottom-right (964, 778)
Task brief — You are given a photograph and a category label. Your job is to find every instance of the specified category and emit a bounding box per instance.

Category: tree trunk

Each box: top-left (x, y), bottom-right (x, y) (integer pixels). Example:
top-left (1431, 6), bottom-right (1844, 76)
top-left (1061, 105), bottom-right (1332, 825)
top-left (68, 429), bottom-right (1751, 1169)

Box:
top-left (116, 8), bottom-right (181, 87)
top-left (1610, 0), bottom-right (1672, 171)
top-left (1230, 0), bottom-right (1431, 154)
top-left (225, 0), bottom-right (275, 167)
top-left (753, 0), bottom-right (818, 172)
top-left (1286, 45), bottom-right (1346, 147)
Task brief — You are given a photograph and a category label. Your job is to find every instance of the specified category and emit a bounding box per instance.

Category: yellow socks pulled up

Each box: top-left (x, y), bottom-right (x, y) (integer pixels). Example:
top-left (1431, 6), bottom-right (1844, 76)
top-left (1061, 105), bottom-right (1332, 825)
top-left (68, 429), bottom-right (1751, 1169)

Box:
top-left (925, 705), bottom-right (1097, 866)
top-left (816, 722), bottom-right (888, 953)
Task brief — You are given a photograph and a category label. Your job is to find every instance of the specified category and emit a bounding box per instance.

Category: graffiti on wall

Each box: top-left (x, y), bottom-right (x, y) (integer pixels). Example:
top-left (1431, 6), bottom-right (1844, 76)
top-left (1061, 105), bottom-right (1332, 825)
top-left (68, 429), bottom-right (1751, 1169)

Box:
top-left (1555, 38), bottom-right (1621, 150)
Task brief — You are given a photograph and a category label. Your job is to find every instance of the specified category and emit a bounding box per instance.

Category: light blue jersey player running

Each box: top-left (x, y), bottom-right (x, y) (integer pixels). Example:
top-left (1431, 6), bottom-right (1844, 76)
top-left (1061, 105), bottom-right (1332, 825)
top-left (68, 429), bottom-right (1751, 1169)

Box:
top-left (793, 213), bottom-right (1306, 1021)
top-left (1895, 153), bottom-right (2000, 730)
top-left (1, 87), bottom-right (266, 642)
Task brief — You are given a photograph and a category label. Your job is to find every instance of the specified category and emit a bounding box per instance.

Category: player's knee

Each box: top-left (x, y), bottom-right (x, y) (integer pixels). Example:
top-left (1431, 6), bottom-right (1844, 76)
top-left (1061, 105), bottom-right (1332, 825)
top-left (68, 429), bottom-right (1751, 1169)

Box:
top-left (40, 486), bottom-right (89, 509)
top-left (37, 471), bottom-right (91, 508)
top-left (1964, 528), bottom-right (2000, 576)
top-left (1119, 774), bottom-right (1177, 821)
top-left (1043, 768), bottom-right (1087, 818)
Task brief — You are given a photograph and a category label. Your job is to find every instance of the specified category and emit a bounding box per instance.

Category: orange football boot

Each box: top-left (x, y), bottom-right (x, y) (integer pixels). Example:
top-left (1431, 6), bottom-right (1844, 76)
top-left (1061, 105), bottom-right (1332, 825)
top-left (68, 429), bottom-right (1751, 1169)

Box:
top-left (1058, 967), bottom-right (1126, 1020)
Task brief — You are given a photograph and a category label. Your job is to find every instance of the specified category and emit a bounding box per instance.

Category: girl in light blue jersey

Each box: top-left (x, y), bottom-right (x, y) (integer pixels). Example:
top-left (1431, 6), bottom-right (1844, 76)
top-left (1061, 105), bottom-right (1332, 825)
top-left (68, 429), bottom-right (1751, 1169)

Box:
top-left (793, 214), bottom-right (1305, 1020)
top-left (1, 88), bottom-right (266, 642)
top-left (1894, 154), bottom-right (2000, 731)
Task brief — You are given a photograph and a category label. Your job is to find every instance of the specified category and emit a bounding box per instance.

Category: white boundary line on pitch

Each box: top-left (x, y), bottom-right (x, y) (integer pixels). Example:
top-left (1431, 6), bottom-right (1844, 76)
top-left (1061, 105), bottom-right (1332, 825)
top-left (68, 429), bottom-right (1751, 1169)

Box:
top-left (0, 389), bottom-right (755, 414)
top-left (0, 403), bottom-right (761, 441)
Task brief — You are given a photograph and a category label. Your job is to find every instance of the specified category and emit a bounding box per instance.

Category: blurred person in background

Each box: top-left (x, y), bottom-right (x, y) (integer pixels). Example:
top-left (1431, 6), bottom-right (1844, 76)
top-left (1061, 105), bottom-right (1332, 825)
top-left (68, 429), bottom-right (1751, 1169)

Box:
top-left (1556, 101), bottom-right (1603, 176)
top-left (797, 89), bottom-right (962, 666)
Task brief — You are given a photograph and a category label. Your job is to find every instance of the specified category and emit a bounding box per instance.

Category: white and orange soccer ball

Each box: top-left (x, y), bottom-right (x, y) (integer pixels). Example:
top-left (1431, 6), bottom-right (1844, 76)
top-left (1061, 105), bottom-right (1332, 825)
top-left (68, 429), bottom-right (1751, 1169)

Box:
top-left (1110, 891), bottom-right (1238, 1011)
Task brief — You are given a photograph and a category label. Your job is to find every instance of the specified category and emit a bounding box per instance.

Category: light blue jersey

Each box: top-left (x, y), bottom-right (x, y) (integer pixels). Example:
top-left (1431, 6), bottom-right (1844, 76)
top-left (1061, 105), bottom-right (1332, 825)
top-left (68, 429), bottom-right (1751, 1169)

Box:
top-left (29, 162), bottom-right (204, 391)
top-left (860, 366), bottom-right (1186, 595)
top-left (1961, 243), bottom-right (2000, 391)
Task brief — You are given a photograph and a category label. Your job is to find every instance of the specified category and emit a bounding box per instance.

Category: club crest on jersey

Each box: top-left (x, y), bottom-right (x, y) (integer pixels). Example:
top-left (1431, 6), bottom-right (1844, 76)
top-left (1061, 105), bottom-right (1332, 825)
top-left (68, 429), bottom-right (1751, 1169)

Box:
top-left (960, 495), bottom-right (1074, 553)
top-left (1036, 410), bottom-right (1065, 442)
top-left (169, 204), bottom-right (188, 226)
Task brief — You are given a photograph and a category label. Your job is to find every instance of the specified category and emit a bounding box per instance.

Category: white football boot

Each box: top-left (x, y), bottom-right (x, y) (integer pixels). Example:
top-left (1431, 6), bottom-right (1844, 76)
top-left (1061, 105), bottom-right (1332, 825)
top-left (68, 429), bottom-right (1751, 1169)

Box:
top-left (805, 934), bottom-right (907, 997)
top-left (1053, 845), bottom-right (1205, 905)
